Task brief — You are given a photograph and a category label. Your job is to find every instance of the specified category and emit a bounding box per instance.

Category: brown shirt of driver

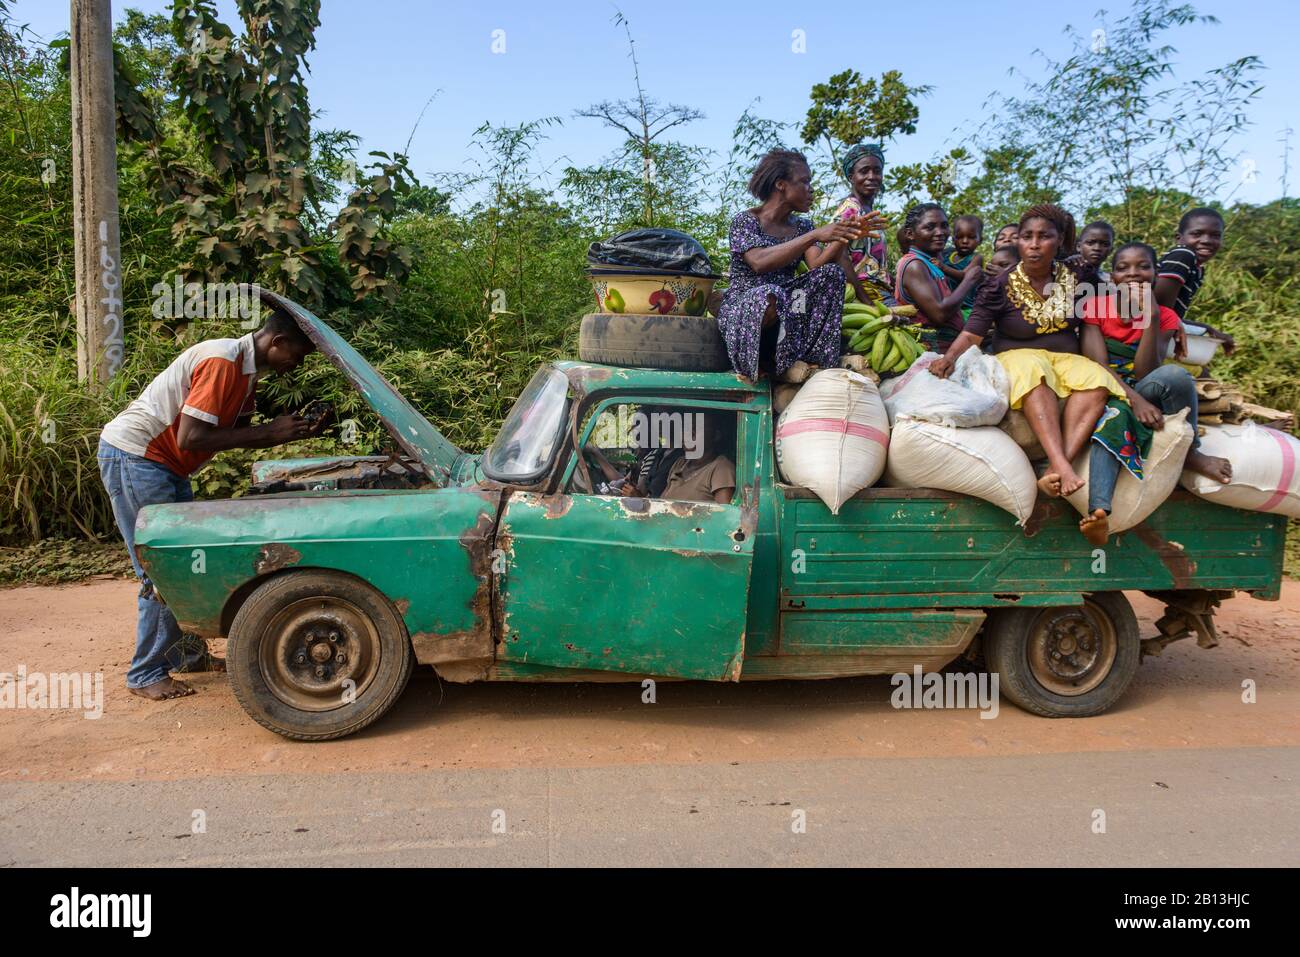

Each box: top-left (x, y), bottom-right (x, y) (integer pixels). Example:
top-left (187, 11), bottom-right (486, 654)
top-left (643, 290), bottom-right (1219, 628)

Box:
top-left (662, 455), bottom-right (736, 504)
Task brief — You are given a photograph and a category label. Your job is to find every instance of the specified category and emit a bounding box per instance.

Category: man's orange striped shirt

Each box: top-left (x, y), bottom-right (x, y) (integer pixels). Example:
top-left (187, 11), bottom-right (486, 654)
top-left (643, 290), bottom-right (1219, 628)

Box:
top-left (100, 334), bottom-right (259, 477)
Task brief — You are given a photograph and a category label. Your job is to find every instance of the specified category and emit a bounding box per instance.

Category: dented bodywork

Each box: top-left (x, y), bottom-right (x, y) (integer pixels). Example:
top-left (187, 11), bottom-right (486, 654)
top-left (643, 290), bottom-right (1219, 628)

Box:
top-left (136, 488), bottom-right (502, 657)
top-left (494, 491), bottom-right (755, 680)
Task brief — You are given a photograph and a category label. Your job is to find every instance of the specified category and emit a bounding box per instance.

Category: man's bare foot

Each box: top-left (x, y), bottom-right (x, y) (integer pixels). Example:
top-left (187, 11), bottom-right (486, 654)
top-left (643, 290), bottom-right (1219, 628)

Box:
top-left (1036, 472), bottom-right (1062, 498)
top-left (1186, 449), bottom-right (1233, 484)
top-left (1080, 508), bottom-right (1109, 546)
top-left (129, 677), bottom-right (195, 701)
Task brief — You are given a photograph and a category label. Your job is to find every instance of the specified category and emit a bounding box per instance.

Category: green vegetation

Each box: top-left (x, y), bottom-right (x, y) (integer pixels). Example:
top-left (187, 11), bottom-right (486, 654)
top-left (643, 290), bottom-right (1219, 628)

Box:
top-left (0, 537), bottom-right (133, 587)
top-left (1, 0), bottom-right (1296, 578)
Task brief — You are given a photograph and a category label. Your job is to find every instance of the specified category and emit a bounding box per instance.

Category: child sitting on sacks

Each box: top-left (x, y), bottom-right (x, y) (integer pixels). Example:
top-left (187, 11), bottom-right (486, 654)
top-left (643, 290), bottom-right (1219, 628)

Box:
top-left (1077, 242), bottom-right (1233, 544)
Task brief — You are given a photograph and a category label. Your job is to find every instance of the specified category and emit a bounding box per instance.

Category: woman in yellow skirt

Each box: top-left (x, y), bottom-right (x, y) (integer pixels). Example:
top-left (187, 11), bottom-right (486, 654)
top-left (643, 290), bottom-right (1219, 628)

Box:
top-left (929, 204), bottom-right (1127, 498)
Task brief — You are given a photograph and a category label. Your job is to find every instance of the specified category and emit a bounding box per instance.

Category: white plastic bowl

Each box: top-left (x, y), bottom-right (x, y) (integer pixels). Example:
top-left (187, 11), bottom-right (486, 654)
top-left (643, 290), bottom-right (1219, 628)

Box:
top-left (1165, 332), bottom-right (1221, 365)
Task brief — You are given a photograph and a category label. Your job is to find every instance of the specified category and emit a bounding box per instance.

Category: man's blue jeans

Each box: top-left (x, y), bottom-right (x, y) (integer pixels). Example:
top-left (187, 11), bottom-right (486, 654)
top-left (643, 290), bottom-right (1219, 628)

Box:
top-left (97, 440), bottom-right (210, 688)
top-left (1088, 364), bottom-right (1201, 514)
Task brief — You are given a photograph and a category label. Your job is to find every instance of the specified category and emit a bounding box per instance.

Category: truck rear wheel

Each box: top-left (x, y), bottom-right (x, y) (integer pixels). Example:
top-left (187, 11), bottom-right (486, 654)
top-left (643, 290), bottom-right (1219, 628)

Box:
top-left (227, 570), bottom-right (414, 740)
top-left (578, 312), bottom-right (731, 371)
top-left (984, 593), bottom-right (1139, 717)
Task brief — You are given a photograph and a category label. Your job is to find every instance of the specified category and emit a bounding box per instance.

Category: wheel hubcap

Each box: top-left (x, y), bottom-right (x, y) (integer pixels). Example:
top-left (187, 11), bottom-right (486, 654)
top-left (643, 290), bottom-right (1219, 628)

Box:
top-left (259, 597), bottom-right (380, 712)
top-left (1026, 601), bottom-right (1117, 696)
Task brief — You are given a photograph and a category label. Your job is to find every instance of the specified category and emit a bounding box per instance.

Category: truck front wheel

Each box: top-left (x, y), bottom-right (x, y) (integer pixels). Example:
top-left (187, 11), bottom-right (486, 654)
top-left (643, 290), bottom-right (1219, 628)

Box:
top-left (227, 570), bottom-right (414, 740)
top-left (984, 593), bottom-right (1140, 717)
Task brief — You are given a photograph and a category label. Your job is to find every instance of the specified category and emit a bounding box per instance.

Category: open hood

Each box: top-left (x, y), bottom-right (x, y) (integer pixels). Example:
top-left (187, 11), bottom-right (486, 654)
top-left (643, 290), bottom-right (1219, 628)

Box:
top-left (260, 289), bottom-right (465, 485)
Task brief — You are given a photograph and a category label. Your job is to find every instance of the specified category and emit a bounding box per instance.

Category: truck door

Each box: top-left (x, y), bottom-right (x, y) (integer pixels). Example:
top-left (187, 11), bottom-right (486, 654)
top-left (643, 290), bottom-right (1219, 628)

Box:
top-left (495, 400), bottom-right (756, 680)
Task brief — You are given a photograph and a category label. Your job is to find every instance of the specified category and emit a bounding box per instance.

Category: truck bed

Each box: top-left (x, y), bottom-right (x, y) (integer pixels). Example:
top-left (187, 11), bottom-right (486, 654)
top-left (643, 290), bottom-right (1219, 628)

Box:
top-left (775, 486), bottom-right (1285, 609)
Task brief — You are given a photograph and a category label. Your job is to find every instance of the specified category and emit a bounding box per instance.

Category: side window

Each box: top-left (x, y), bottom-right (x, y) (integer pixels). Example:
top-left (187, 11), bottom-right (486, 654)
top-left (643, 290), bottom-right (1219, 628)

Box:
top-left (569, 404), bottom-right (740, 505)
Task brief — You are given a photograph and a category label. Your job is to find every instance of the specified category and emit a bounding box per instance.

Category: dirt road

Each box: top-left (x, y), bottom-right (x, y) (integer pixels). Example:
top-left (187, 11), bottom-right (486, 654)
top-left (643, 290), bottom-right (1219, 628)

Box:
top-left (1, 580), bottom-right (1298, 865)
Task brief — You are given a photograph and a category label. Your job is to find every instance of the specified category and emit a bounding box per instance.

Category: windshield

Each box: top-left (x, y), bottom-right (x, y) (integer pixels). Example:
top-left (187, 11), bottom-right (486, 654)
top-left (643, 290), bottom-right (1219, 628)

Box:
top-left (483, 366), bottom-right (570, 482)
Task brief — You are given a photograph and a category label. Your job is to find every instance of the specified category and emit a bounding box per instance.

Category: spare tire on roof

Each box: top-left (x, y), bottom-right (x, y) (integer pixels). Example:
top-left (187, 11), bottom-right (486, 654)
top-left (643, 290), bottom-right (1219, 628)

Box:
top-left (577, 312), bottom-right (731, 372)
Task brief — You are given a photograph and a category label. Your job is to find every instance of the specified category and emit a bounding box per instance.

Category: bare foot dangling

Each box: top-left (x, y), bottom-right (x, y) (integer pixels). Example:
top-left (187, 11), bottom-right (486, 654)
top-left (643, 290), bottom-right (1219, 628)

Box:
top-left (1058, 466), bottom-right (1086, 497)
top-left (1080, 508), bottom-right (1110, 546)
top-left (1037, 472), bottom-right (1063, 498)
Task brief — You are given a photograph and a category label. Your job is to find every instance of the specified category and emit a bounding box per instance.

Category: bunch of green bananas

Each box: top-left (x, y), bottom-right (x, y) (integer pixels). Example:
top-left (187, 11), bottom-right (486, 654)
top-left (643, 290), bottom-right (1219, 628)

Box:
top-left (842, 300), bottom-right (924, 374)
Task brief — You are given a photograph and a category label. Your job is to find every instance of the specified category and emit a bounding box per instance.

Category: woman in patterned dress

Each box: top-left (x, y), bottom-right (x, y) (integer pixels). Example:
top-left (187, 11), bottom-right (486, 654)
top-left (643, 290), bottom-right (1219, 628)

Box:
top-left (715, 149), bottom-right (885, 380)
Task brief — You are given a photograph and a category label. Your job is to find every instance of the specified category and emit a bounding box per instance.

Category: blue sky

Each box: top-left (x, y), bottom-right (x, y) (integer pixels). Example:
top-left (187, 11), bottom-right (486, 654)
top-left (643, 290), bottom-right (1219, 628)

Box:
top-left (12, 0), bottom-right (1298, 206)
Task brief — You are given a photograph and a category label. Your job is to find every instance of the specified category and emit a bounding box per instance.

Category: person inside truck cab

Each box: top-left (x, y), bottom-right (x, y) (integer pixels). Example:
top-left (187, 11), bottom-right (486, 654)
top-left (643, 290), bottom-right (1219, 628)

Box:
top-left (581, 405), bottom-right (684, 497)
top-left (661, 414), bottom-right (737, 505)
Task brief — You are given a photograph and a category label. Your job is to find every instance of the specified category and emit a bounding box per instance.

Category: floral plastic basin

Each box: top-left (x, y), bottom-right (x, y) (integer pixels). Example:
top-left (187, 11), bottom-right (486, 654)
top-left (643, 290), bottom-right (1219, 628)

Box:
top-left (586, 269), bottom-right (718, 316)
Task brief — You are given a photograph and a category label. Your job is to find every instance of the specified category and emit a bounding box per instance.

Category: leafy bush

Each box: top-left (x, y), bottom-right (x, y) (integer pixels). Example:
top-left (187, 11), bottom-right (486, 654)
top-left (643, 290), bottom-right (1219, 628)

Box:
top-left (0, 537), bottom-right (133, 587)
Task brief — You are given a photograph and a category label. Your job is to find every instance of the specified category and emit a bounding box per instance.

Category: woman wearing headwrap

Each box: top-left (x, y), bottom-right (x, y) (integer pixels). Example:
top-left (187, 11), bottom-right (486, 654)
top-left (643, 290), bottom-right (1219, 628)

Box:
top-left (929, 204), bottom-right (1128, 499)
top-left (829, 143), bottom-right (895, 306)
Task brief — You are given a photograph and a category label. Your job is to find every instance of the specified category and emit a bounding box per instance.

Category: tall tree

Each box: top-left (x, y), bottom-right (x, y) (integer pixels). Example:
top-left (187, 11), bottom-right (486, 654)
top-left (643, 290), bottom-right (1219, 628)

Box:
top-left (801, 69), bottom-right (931, 173)
top-left (111, 0), bottom-right (415, 307)
top-left (573, 10), bottom-right (703, 226)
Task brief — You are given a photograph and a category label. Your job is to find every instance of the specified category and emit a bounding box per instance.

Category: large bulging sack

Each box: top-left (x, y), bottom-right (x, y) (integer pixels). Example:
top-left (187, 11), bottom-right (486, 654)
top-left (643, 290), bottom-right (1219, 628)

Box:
top-left (1179, 421), bottom-right (1300, 518)
top-left (879, 350), bottom-right (1010, 428)
top-left (776, 369), bottom-right (890, 513)
top-left (1065, 408), bottom-right (1192, 533)
top-left (997, 398), bottom-right (1066, 462)
top-left (884, 420), bottom-right (1038, 525)
top-left (997, 409), bottom-right (1046, 461)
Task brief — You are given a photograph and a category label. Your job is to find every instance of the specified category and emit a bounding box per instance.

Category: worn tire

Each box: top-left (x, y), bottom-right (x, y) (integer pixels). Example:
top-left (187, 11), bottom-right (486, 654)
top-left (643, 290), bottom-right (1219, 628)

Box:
top-left (227, 570), bottom-right (414, 741)
top-left (578, 312), bottom-right (730, 371)
top-left (984, 593), bottom-right (1140, 717)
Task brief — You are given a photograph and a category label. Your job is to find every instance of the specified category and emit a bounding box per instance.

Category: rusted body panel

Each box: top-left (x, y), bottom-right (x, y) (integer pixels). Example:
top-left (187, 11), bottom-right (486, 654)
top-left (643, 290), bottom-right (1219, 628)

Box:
top-left (775, 486), bottom-right (1286, 610)
top-left (135, 488), bottom-right (501, 662)
top-left (554, 360), bottom-right (762, 403)
top-left (495, 492), bottom-right (754, 680)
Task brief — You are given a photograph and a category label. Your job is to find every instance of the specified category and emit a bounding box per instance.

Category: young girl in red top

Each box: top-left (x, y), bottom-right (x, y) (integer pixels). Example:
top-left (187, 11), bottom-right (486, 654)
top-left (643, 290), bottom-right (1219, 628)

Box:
top-left (1078, 242), bottom-right (1234, 544)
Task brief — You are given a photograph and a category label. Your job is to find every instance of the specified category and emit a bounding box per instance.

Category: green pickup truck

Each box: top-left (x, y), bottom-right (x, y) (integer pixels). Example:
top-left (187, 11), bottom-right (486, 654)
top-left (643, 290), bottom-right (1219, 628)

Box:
top-left (136, 292), bottom-right (1287, 739)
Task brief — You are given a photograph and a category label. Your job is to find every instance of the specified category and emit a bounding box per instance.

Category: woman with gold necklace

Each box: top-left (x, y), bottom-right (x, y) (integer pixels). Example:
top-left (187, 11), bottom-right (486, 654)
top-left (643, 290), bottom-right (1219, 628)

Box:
top-left (929, 204), bottom-right (1127, 498)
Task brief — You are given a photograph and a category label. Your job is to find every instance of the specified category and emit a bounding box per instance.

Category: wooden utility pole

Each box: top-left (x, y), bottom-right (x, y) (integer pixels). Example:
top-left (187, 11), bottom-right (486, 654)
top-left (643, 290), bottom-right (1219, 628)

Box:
top-left (70, 0), bottom-right (123, 386)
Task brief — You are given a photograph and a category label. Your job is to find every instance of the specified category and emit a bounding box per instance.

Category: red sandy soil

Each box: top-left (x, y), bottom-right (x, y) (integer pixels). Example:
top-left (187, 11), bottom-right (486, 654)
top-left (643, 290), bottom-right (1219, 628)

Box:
top-left (1, 581), bottom-right (1297, 783)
